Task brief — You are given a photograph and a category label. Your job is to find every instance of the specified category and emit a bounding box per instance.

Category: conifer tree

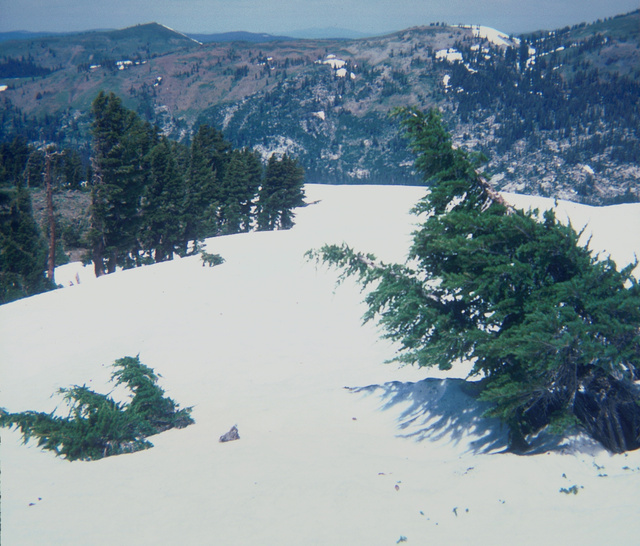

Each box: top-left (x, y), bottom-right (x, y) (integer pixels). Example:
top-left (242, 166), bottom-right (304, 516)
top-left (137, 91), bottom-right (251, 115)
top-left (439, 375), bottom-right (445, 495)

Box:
top-left (309, 107), bottom-right (640, 453)
top-left (183, 125), bottom-right (232, 246)
top-left (218, 151), bottom-right (248, 235)
top-left (218, 149), bottom-right (262, 234)
top-left (256, 153), bottom-right (305, 231)
top-left (89, 91), bottom-right (156, 275)
top-left (238, 148), bottom-right (263, 232)
top-left (0, 184), bottom-right (52, 303)
top-left (0, 355), bottom-right (194, 461)
top-left (140, 137), bottom-right (186, 262)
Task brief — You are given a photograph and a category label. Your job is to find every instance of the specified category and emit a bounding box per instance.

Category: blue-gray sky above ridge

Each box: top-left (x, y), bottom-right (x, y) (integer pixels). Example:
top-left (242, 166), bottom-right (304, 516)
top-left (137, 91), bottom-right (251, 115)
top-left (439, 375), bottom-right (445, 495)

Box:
top-left (0, 0), bottom-right (637, 36)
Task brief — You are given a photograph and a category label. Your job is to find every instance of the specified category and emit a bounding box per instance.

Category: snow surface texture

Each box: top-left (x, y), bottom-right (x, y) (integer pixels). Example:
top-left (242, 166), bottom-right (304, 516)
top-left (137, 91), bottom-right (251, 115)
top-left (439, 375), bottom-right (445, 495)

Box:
top-left (2, 185), bottom-right (640, 545)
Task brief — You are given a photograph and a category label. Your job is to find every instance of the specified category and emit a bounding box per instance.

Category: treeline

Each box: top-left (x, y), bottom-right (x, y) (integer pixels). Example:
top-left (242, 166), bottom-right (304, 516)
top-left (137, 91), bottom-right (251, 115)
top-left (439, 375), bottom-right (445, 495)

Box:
top-left (88, 91), bottom-right (305, 276)
top-left (0, 90), bottom-right (306, 302)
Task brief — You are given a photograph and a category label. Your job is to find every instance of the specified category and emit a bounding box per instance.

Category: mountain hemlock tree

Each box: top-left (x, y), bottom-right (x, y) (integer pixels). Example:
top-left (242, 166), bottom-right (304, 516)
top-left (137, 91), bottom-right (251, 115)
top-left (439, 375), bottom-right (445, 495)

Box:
top-left (183, 124), bottom-right (232, 246)
top-left (89, 91), bottom-right (156, 276)
top-left (309, 107), bottom-right (640, 453)
top-left (218, 151), bottom-right (250, 235)
top-left (0, 184), bottom-right (52, 303)
top-left (257, 153), bottom-right (305, 231)
top-left (140, 137), bottom-right (186, 262)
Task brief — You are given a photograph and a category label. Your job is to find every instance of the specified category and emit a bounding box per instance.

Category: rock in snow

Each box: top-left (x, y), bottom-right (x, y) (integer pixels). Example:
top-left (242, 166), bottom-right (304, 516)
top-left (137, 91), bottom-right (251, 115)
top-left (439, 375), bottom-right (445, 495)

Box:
top-left (219, 425), bottom-right (240, 442)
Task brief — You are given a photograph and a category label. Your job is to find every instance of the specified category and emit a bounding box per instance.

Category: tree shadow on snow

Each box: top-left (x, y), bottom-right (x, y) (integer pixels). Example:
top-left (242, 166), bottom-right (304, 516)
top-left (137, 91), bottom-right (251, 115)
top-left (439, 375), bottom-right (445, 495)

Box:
top-left (348, 378), bottom-right (592, 455)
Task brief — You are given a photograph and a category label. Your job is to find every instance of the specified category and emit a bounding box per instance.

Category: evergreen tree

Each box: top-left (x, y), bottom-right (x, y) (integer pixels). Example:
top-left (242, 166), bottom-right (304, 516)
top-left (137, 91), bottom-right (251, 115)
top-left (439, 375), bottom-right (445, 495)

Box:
top-left (140, 137), bottom-right (186, 262)
top-left (0, 355), bottom-right (194, 461)
top-left (0, 184), bottom-right (52, 303)
top-left (218, 149), bottom-right (261, 234)
top-left (238, 148), bottom-right (263, 232)
top-left (183, 125), bottom-right (232, 247)
top-left (89, 91), bottom-right (156, 276)
top-left (309, 107), bottom-right (640, 453)
top-left (0, 137), bottom-right (31, 188)
top-left (256, 153), bottom-right (305, 231)
top-left (23, 148), bottom-right (45, 188)
top-left (218, 151), bottom-right (248, 234)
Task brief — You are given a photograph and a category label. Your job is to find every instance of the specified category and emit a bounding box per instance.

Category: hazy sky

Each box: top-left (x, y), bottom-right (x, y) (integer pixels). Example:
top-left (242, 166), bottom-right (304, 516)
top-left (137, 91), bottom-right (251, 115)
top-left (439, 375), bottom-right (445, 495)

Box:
top-left (0, 0), bottom-right (637, 36)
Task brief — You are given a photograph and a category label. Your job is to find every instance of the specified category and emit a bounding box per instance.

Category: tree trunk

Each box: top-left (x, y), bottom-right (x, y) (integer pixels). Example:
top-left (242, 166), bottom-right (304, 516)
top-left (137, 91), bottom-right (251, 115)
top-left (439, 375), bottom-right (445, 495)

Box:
top-left (45, 151), bottom-right (56, 284)
top-left (107, 249), bottom-right (118, 274)
top-left (90, 158), bottom-right (105, 277)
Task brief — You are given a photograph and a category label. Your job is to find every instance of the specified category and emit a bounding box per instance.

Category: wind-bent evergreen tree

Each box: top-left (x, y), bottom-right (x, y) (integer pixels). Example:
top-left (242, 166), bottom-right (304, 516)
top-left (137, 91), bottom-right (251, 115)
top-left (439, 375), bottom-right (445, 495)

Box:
top-left (309, 107), bottom-right (640, 453)
top-left (0, 355), bottom-right (194, 461)
top-left (256, 153), bottom-right (305, 231)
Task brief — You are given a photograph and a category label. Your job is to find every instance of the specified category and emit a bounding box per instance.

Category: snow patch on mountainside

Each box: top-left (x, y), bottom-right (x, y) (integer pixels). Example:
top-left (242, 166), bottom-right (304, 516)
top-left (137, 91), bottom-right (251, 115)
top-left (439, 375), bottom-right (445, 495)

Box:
top-left (457, 24), bottom-right (518, 47)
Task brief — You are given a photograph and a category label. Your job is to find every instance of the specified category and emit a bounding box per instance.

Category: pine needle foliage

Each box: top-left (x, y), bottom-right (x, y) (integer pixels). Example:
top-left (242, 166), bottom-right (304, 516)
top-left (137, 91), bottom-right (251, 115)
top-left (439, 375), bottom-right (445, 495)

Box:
top-left (0, 356), bottom-right (194, 461)
top-left (308, 107), bottom-right (640, 453)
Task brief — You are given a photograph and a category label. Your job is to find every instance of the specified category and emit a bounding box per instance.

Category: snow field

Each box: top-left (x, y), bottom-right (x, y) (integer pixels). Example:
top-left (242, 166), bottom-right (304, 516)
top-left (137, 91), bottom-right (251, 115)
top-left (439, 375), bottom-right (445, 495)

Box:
top-left (2, 184), bottom-right (640, 545)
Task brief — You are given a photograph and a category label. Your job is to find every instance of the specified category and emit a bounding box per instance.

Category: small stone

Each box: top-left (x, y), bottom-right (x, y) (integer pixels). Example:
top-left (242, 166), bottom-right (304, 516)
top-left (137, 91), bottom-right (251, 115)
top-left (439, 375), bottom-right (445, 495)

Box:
top-left (219, 425), bottom-right (240, 443)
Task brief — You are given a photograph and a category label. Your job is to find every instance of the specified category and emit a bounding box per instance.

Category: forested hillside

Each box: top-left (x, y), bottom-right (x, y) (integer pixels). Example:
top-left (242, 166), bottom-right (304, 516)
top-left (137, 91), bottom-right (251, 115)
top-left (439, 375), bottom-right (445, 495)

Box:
top-left (0, 12), bottom-right (638, 203)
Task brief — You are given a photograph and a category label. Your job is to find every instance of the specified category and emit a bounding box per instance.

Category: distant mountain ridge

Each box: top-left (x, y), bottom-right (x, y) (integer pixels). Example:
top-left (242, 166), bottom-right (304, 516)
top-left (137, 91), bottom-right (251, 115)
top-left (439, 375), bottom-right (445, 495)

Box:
top-left (287, 27), bottom-right (373, 40)
top-left (187, 31), bottom-right (296, 43)
top-left (0, 12), bottom-right (638, 204)
top-left (0, 30), bottom-right (73, 43)
top-left (0, 26), bottom-right (365, 44)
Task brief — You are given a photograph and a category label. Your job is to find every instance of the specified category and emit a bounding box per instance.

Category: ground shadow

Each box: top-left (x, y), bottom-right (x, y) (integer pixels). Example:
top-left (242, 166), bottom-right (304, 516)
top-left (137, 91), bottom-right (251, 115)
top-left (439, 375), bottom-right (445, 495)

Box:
top-left (349, 378), bottom-right (592, 455)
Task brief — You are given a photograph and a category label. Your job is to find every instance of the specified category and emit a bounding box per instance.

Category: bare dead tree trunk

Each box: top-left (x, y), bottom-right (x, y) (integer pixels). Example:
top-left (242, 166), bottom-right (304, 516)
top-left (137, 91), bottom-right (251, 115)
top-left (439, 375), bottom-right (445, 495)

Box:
top-left (44, 148), bottom-right (61, 284)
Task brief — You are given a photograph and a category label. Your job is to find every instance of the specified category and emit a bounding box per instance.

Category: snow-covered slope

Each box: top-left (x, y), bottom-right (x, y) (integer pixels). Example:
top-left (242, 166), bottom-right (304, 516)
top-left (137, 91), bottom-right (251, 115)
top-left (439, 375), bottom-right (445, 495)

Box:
top-left (2, 185), bottom-right (640, 545)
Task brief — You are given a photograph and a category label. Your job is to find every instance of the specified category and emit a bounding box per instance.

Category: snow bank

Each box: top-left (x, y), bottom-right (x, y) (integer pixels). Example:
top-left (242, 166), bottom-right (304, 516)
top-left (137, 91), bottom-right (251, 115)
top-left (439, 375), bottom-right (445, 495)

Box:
top-left (436, 48), bottom-right (463, 63)
top-left (502, 192), bottom-right (640, 274)
top-left (2, 185), bottom-right (640, 545)
top-left (457, 24), bottom-right (517, 47)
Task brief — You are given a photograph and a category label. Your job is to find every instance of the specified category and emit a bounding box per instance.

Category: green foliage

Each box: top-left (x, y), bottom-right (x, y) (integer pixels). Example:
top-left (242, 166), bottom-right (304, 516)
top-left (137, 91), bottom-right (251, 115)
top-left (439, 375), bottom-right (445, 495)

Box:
top-left (257, 153), bottom-right (305, 231)
top-left (89, 91), bottom-right (157, 275)
top-left (0, 355), bottom-right (194, 461)
top-left (200, 251), bottom-right (225, 267)
top-left (183, 124), bottom-right (229, 244)
top-left (0, 185), bottom-right (53, 303)
top-left (140, 137), bottom-right (187, 262)
top-left (88, 94), bottom-right (306, 272)
top-left (310, 107), bottom-right (640, 453)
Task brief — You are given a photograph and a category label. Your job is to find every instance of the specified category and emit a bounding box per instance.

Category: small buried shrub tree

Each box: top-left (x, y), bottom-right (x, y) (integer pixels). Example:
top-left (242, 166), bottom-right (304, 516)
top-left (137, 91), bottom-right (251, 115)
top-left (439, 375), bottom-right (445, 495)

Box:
top-left (0, 356), bottom-right (193, 461)
top-left (308, 107), bottom-right (640, 453)
top-left (200, 250), bottom-right (225, 267)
